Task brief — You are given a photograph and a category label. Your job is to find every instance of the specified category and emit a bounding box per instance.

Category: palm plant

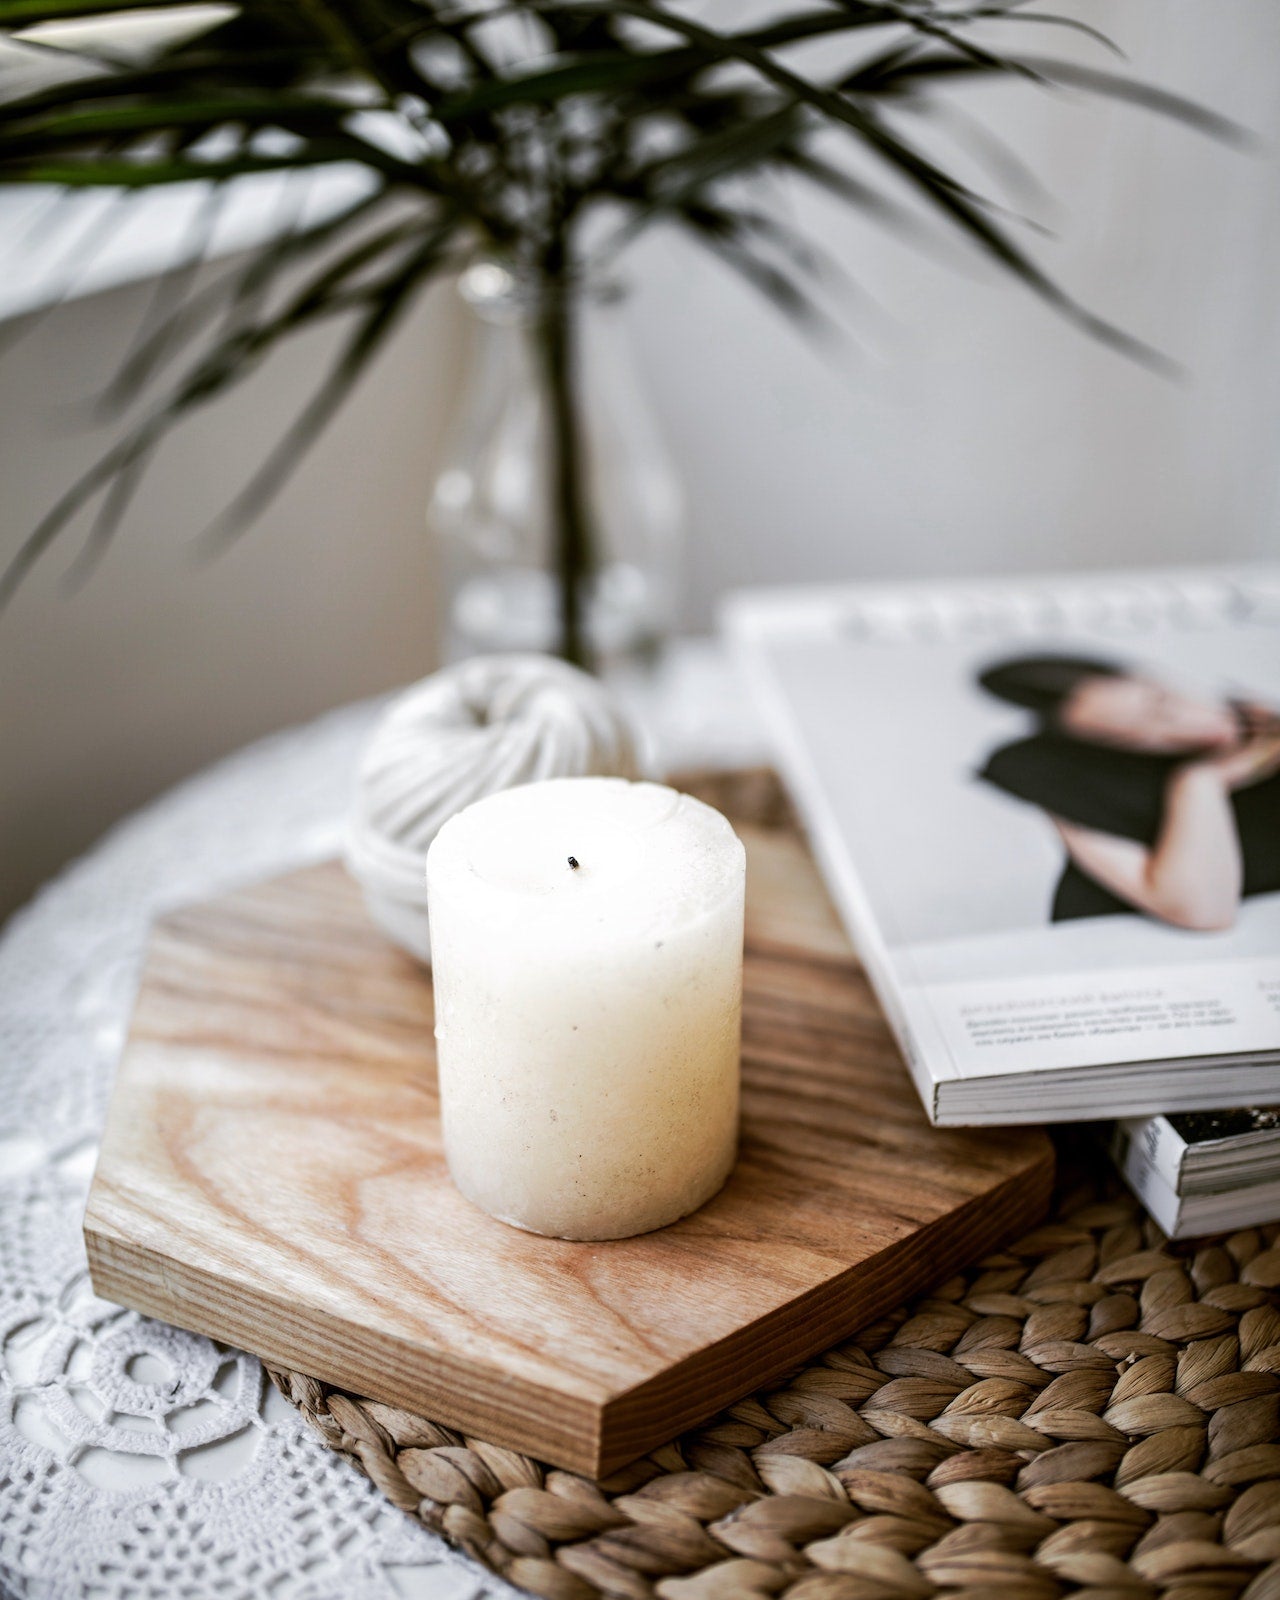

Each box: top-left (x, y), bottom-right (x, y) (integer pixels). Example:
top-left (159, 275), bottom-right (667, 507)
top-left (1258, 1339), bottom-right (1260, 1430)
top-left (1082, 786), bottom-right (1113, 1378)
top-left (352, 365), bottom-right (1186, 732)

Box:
top-left (0, 1), bottom-right (1240, 666)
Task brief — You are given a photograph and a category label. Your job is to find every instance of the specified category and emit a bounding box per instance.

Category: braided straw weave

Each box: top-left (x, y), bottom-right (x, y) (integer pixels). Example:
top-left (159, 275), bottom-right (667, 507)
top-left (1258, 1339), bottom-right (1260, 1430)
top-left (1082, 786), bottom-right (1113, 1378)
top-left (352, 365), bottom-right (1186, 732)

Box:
top-left (273, 1165), bottom-right (1280, 1600)
top-left (271, 773), bottom-right (1280, 1600)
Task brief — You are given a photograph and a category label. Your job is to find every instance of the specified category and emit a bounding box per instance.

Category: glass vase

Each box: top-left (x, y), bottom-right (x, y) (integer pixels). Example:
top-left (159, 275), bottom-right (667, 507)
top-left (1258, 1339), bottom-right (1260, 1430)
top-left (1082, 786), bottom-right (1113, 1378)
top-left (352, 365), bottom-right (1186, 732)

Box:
top-left (429, 258), bottom-right (684, 674)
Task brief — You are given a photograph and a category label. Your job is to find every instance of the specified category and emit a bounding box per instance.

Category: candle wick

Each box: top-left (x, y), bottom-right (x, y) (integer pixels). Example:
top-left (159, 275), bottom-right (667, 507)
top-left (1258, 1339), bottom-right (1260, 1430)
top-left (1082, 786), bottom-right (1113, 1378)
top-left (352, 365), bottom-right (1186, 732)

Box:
top-left (567, 856), bottom-right (580, 871)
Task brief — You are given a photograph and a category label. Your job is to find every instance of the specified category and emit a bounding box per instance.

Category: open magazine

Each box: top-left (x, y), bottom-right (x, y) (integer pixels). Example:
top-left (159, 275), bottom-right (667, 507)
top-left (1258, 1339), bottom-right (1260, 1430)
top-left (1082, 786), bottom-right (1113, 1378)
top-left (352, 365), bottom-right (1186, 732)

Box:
top-left (724, 565), bottom-right (1280, 1126)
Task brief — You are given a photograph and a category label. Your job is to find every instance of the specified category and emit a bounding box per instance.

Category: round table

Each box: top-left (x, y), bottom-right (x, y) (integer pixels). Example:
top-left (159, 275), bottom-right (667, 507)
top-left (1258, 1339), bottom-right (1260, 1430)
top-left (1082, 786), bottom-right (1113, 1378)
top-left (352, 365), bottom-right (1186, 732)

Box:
top-left (0, 648), bottom-right (764, 1600)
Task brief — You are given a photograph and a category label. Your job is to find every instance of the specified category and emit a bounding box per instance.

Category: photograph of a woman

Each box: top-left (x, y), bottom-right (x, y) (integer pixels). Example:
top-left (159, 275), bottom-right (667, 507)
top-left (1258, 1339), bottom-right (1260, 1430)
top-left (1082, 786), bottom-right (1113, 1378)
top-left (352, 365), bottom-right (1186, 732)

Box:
top-left (977, 656), bottom-right (1280, 931)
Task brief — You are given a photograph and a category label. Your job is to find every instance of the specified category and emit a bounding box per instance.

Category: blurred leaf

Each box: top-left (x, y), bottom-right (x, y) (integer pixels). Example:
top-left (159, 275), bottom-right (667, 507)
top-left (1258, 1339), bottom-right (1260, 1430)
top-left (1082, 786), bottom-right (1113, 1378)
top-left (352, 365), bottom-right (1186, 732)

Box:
top-left (874, 51), bottom-right (1251, 145)
top-left (95, 187), bottom-right (387, 411)
top-left (198, 214), bottom-right (462, 547)
top-left (1, 0), bottom-right (218, 22)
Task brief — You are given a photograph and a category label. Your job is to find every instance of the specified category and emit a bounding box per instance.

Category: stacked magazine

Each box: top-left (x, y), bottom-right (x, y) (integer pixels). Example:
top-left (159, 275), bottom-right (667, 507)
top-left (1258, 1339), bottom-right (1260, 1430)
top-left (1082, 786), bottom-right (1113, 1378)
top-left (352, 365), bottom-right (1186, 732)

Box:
top-left (724, 563), bottom-right (1280, 1232)
top-left (1113, 1108), bottom-right (1280, 1239)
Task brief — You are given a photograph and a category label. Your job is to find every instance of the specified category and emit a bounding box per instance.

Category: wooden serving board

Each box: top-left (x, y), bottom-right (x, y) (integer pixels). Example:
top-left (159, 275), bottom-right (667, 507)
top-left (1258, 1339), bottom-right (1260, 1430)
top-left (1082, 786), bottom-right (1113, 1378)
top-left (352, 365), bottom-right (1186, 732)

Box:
top-left (85, 770), bottom-right (1053, 1478)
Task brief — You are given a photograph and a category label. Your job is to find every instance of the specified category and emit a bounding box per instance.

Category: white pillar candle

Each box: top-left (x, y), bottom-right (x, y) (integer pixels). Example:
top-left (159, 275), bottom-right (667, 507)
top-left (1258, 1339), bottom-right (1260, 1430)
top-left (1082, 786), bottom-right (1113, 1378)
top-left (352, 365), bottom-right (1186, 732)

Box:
top-left (426, 777), bottom-right (745, 1240)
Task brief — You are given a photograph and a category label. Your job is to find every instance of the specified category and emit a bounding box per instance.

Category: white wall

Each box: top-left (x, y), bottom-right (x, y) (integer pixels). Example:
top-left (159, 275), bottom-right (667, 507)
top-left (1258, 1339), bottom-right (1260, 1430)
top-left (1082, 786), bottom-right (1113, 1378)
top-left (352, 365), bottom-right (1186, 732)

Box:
top-left (623, 0), bottom-right (1280, 625)
top-left (3, 1), bottom-right (1279, 917)
top-left (0, 269), bottom-right (464, 916)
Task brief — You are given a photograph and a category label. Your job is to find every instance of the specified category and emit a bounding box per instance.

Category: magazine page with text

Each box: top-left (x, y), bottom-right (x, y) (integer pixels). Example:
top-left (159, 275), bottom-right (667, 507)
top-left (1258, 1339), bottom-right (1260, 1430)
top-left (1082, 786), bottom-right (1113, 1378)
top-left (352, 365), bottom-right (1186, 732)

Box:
top-left (727, 567), bottom-right (1280, 1123)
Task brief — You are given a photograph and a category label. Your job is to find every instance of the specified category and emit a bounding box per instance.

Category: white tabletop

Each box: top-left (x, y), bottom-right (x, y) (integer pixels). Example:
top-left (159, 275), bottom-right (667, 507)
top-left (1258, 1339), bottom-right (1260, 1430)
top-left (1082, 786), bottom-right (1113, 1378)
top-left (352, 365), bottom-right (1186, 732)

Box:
top-left (0, 642), bottom-right (766, 1600)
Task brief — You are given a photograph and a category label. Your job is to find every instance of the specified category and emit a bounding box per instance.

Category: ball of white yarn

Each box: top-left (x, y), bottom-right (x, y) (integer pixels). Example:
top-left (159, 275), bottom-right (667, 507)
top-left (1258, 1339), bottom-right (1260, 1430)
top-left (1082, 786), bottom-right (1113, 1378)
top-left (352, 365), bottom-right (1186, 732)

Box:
top-left (346, 654), bottom-right (641, 960)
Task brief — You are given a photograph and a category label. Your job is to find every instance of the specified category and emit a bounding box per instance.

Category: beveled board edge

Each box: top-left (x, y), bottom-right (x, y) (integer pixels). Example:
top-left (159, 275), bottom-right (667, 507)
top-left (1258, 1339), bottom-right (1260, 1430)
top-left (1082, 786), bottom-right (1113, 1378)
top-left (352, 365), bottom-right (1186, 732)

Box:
top-left (85, 1135), bottom-right (1054, 1478)
top-left (597, 1135), bottom-right (1055, 1475)
top-left (82, 1214), bottom-right (607, 1475)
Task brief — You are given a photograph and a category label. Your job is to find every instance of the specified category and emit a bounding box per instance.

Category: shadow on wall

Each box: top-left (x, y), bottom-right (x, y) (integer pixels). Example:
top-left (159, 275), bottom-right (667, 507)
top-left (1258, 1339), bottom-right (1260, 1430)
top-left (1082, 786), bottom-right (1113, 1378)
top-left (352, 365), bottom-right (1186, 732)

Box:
top-left (0, 264), bottom-right (465, 920)
top-left (621, 0), bottom-right (1280, 625)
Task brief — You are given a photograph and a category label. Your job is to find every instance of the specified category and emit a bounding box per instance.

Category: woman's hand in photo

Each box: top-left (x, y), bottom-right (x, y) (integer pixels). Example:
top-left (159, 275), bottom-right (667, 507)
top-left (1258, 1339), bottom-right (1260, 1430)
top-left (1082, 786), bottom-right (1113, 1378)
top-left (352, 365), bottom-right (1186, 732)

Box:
top-left (1234, 699), bottom-right (1280, 736)
top-left (1193, 730), bottom-right (1280, 792)
top-left (1053, 734), bottom-right (1261, 931)
top-left (1058, 716), bottom-right (1280, 931)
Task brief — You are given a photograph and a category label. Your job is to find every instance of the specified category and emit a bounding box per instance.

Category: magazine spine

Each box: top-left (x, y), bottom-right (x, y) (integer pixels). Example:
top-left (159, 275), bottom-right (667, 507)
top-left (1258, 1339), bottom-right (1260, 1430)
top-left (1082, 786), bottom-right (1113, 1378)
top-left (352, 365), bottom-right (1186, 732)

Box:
top-left (1117, 1114), bottom-right (1188, 1189)
top-left (1110, 1124), bottom-right (1184, 1237)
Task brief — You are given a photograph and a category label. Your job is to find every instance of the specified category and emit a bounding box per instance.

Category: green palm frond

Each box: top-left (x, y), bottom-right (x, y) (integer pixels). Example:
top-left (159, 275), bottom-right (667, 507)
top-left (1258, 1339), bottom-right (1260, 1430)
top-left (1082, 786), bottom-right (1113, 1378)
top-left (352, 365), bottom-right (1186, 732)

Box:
top-left (0, 0), bottom-right (1247, 611)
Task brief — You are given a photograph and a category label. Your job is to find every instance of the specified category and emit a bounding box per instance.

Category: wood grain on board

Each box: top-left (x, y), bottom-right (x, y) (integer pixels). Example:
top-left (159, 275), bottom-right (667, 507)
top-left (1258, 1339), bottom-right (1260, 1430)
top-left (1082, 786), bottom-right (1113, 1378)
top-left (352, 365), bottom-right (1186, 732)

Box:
top-left (84, 771), bottom-right (1053, 1477)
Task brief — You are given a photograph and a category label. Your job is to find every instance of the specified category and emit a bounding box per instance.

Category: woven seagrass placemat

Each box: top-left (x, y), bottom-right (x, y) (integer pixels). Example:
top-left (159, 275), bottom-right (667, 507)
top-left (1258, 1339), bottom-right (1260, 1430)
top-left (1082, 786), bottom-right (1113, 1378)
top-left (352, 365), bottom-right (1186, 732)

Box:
top-left (270, 770), bottom-right (1280, 1598)
top-left (271, 1162), bottom-right (1280, 1600)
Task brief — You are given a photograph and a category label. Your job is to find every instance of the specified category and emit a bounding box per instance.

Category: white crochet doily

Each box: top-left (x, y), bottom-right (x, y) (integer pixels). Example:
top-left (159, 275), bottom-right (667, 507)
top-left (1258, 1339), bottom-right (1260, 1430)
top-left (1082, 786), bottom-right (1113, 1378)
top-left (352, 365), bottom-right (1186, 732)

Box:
top-left (0, 699), bottom-right (513, 1600)
top-left (0, 643), bottom-right (766, 1600)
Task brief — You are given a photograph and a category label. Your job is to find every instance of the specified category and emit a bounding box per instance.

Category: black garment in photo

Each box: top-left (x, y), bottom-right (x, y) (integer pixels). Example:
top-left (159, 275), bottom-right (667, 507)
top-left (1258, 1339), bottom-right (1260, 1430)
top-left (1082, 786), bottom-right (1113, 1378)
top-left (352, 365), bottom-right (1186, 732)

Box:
top-left (978, 733), bottom-right (1280, 921)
